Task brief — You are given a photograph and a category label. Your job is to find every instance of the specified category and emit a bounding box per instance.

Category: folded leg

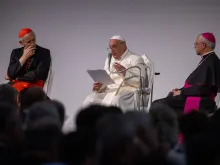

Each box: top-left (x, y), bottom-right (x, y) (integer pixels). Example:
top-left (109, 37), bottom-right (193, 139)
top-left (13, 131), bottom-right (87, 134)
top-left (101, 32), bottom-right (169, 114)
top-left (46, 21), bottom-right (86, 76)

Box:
top-left (110, 91), bottom-right (135, 112)
top-left (152, 95), bottom-right (186, 117)
top-left (83, 92), bottom-right (107, 107)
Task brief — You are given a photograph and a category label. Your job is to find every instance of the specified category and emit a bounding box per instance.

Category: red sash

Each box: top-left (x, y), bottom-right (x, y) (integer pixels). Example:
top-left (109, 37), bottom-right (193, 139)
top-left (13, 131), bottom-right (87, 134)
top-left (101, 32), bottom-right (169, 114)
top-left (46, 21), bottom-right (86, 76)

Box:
top-left (12, 80), bottom-right (44, 92)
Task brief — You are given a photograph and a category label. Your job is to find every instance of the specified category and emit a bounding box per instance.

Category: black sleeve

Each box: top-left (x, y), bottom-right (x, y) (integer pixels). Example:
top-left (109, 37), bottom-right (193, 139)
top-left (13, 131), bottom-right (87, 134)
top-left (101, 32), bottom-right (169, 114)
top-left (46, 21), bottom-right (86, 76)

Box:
top-left (7, 50), bottom-right (22, 79)
top-left (17, 49), bottom-right (51, 82)
top-left (181, 86), bottom-right (213, 97)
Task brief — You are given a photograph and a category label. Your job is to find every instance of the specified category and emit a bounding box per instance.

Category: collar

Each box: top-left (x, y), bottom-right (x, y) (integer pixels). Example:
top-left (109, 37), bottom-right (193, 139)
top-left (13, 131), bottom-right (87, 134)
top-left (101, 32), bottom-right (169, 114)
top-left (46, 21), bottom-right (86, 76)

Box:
top-left (198, 51), bottom-right (214, 65)
top-left (201, 50), bottom-right (214, 57)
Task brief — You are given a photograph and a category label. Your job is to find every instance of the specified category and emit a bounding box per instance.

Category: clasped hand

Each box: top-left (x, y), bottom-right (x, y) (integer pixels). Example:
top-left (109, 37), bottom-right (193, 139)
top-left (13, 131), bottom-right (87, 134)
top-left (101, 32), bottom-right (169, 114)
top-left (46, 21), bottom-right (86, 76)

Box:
top-left (4, 74), bottom-right (10, 80)
top-left (171, 88), bottom-right (181, 96)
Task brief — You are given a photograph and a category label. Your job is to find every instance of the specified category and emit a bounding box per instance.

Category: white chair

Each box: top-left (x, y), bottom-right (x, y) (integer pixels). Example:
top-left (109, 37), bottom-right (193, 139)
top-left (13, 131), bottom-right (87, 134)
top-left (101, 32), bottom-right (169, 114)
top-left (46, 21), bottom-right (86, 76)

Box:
top-left (134, 54), bottom-right (159, 112)
top-left (43, 66), bottom-right (54, 96)
top-left (206, 91), bottom-right (220, 117)
top-left (215, 92), bottom-right (220, 109)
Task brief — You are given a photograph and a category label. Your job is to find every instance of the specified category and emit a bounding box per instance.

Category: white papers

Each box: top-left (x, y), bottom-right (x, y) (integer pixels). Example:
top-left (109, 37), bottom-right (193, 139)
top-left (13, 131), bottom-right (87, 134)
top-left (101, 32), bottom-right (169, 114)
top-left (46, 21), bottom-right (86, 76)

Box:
top-left (87, 69), bottom-right (115, 85)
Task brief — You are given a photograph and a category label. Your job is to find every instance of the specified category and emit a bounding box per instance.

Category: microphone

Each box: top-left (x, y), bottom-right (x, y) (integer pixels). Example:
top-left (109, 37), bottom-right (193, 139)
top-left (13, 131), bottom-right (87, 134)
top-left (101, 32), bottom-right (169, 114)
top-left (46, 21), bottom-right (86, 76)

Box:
top-left (108, 53), bottom-right (112, 71)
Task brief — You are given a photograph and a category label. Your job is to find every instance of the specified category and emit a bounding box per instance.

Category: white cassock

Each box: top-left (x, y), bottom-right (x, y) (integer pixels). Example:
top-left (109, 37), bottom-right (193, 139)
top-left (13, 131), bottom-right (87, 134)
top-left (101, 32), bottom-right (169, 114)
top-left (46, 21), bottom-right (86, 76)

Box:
top-left (83, 49), bottom-right (146, 112)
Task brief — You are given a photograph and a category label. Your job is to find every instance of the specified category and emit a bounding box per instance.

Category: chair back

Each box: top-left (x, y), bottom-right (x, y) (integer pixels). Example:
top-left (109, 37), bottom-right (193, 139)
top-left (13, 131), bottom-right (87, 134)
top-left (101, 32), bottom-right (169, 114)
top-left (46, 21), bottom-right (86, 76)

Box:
top-left (140, 54), bottom-right (155, 110)
top-left (215, 92), bottom-right (220, 109)
top-left (43, 65), bottom-right (54, 96)
top-left (141, 54), bottom-right (155, 89)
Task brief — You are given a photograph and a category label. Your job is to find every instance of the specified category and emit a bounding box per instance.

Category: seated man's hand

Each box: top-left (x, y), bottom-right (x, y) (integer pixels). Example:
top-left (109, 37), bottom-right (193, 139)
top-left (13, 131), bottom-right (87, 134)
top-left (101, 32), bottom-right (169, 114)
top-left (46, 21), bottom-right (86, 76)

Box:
top-left (173, 90), bottom-right (181, 96)
top-left (23, 44), bottom-right (36, 59)
top-left (93, 82), bottom-right (106, 93)
top-left (4, 74), bottom-right (10, 80)
top-left (113, 62), bottom-right (126, 76)
top-left (171, 88), bottom-right (179, 93)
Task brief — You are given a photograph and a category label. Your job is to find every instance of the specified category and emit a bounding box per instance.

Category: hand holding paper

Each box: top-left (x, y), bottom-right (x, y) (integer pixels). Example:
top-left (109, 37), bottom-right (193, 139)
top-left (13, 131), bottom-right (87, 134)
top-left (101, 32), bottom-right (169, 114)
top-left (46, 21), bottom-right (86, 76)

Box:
top-left (93, 82), bottom-right (102, 91)
top-left (87, 69), bottom-right (115, 86)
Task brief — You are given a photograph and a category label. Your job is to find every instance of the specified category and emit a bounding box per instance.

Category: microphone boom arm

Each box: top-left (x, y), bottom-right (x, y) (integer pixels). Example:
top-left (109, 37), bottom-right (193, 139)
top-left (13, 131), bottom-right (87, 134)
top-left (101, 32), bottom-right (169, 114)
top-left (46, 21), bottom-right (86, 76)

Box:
top-left (109, 65), bottom-right (148, 111)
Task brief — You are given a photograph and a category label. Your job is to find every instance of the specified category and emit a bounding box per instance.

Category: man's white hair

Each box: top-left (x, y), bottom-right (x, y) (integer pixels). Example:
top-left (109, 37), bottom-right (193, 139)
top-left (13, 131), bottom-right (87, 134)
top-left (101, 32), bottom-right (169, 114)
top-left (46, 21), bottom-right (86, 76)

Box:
top-left (19, 31), bottom-right (36, 42)
top-left (198, 34), bottom-right (215, 50)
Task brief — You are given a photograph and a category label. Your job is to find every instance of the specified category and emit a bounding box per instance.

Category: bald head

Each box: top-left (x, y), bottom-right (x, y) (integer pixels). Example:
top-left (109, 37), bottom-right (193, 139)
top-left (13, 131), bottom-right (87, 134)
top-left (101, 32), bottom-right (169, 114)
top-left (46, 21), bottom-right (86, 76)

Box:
top-left (0, 84), bottom-right (18, 106)
top-left (109, 35), bottom-right (127, 59)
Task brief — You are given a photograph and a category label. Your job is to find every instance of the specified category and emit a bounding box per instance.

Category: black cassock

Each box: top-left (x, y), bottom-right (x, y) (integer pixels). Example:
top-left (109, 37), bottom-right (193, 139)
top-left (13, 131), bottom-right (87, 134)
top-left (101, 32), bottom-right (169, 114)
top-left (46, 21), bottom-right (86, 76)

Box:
top-left (7, 45), bottom-right (51, 83)
top-left (7, 45), bottom-right (51, 101)
top-left (152, 52), bottom-right (220, 116)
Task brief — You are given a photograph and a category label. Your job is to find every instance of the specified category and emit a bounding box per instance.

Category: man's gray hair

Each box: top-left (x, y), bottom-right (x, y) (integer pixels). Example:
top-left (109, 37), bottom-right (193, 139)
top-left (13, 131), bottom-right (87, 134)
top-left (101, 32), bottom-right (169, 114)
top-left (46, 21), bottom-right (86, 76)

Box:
top-left (0, 84), bottom-right (18, 105)
top-left (149, 102), bottom-right (179, 145)
top-left (199, 34), bottom-right (215, 49)
top-left (95, 112), bottom-right (158, 165)
top-left (23, 101), bottom-right (61, 130)
top-left (96, 111), bottom-right (154, 142)
top-left (123, 111), bottom-right (155, 132)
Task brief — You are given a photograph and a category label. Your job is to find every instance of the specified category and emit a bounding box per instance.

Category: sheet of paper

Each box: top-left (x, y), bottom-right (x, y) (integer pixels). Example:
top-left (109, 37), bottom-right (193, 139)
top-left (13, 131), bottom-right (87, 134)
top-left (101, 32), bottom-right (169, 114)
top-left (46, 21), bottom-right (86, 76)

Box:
top-left (87, 69), bottom-right (115, 85)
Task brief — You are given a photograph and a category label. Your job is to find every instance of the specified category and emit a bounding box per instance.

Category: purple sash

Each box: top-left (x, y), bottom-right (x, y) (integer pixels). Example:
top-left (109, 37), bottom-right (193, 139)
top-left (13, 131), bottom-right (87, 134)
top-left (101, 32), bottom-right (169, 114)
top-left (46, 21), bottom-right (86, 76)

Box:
top-left (183, 83), bottom-right (201, 114)
top-left (183, 82), bottom-right (215, 114)
top-left (179, 82), bottom-right (215, 144)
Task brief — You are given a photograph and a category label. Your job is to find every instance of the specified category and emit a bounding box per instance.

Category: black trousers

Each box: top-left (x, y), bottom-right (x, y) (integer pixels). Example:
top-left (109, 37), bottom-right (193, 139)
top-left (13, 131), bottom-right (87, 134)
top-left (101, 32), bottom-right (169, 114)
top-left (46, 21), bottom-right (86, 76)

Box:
top-left (152, 93), bottom-right (185, 117)
top-left (152, 92), bottom-right (216, 117)
top-left (19, 88), bottom-right (50, 102)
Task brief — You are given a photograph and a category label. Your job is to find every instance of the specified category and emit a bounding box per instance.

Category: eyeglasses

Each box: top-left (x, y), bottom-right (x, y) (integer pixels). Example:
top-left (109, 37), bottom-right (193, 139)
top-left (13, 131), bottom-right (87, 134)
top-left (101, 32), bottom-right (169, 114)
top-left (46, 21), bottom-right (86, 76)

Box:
top-left (194, 42), bottom-right (205, 47)
top-left (107, 47), bottom-right (116, 52)
top-left (107, 42), bottom-right (125, 52)
top-left (107, 45), bottom-right (120, 52)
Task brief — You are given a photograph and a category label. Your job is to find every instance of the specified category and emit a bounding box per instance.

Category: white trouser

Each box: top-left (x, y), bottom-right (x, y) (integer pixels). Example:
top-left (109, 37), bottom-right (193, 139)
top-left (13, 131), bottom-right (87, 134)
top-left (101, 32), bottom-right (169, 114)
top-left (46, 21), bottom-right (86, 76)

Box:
top-left (82, 91), bottom-right (136, 112)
